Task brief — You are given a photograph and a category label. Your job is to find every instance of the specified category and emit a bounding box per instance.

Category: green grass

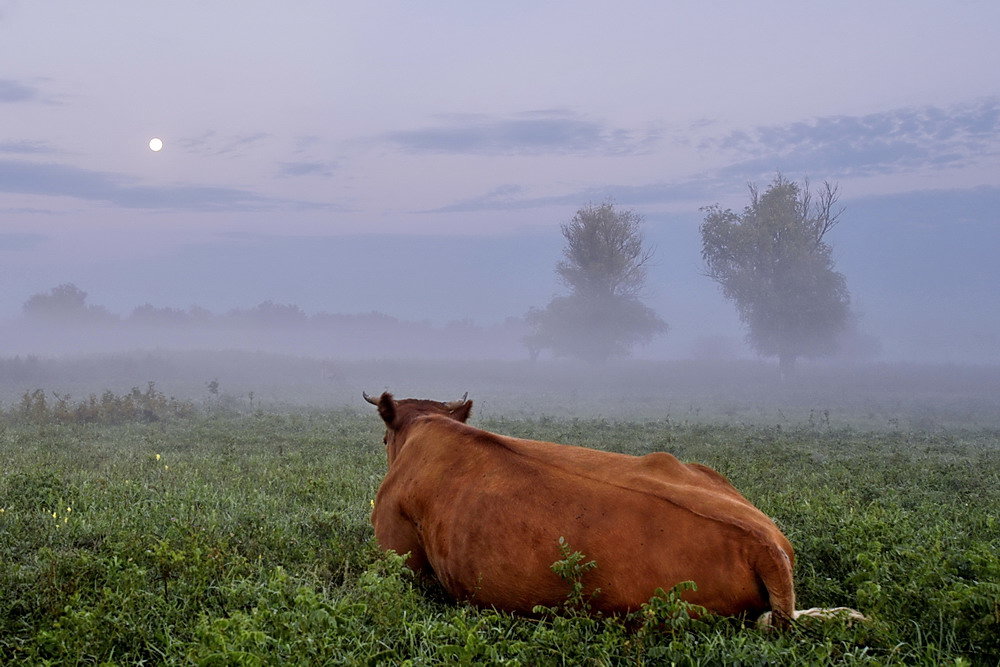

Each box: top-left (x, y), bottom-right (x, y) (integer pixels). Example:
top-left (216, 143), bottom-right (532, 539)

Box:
top-left (1, 409), bottom-right (997, 664)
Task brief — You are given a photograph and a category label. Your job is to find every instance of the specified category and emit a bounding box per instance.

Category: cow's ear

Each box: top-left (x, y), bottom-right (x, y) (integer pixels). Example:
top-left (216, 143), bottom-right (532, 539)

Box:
top-left (377, 392), bottom-right (396, 426)
top-left (449, 399), bottom-right (473, 423)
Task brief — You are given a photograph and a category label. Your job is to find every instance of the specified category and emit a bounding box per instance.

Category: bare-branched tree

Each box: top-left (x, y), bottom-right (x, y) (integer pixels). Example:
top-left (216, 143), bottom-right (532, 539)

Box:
top-left (700, 174), bottom-right (850, 376)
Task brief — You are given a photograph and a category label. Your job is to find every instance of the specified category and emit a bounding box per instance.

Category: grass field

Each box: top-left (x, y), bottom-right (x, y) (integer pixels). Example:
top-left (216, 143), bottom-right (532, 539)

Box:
top-left (1, 382), bottom-right (998, 664)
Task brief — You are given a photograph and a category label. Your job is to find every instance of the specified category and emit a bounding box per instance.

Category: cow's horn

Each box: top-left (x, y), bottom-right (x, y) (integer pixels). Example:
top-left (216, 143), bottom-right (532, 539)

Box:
top-left (362, 391), bottom-right (379, 405)
top-left (445, 392), bottom-right (469, 410)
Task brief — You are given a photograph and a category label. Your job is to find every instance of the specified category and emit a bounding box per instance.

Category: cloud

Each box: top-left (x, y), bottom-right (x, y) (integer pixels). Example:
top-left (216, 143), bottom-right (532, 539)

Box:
top-left (433, 100), bottom-right (1000, 213)
top-left (278, 161), bottom-right (336, 178)
top-left (430, 180), bottom-right (721, 214)
top-left (431, 184), bottom-right (528, 212)
top-left (177, 131), bottom-right (272, 157)
top-left (0, 159), bottom-right (330, 212)
top-left (293, 135), bottom-right (323, 151)
top-left (0, 140), bottom-right (55, 154)
top-left (385, 111), bottom-right (658, 156)
top-left (0, 206), bottom-right (64, 216)
top-left (0, 78), bottom-right (39, 103)
top-left (0, 232), bottom-right (47, 251)
top-left (709, 98), bottom-right (1000, 178)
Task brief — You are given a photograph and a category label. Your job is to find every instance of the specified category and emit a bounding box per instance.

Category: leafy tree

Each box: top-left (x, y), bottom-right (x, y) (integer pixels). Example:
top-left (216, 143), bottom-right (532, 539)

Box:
top-left (700, 174), bottom-right (850, 375)
top-left (22, 283), bottom-right (116, 323)
top-left (526, 201), bottom-right (667, 363)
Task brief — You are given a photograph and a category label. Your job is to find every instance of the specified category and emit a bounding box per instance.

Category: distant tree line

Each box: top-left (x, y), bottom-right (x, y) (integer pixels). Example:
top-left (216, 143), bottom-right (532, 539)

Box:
top-left (10, 284), bottom-right (531, 360)
top-left (19, 284), bottom-right (402, 330)
top-left (12, 174), bottom-right (876, 368)
top-left (22, 283), bottom-right (117, 324)
top-left (17, 284), bottom-right (520, 334)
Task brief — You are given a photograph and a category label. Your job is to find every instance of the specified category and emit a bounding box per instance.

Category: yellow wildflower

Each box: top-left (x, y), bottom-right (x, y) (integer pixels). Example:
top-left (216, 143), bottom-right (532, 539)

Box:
top-left (155, 453), bottom-right (161, 461)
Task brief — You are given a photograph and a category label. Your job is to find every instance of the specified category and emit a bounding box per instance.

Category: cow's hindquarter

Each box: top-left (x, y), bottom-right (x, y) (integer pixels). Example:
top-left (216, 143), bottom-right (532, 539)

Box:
top-left (581, 492), bottom-right (779, 618)
top-left (412, 453), bottom-right (785, 619)
top-left (600, 456), bottom-right (797, 620)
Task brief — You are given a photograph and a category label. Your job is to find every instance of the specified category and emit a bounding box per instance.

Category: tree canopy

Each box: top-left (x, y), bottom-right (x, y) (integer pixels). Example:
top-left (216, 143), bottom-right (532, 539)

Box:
top-left (22, 283), bottom-right (115, 324)
top-left (700, 174), bottom-right (850, 374)
top-left (526, 201), bottom-right (667, 363)
top-left (556, 202), bottom-right (652, 299)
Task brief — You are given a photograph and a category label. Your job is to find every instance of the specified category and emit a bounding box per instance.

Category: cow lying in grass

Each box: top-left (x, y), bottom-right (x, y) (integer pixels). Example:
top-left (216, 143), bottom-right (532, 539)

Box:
top-left (364, 391), bottom-right (865, 628)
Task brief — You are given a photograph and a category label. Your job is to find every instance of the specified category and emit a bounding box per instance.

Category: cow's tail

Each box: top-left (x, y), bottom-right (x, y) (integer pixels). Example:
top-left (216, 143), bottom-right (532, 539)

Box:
top-left (753, 543), bottom-right (868, 628)
top-left (753, 542), bottom-right (796, 629)
top-left (791, 607), bottom-right (868, 623)
top-left (757, 606), bottom-right (869, 629)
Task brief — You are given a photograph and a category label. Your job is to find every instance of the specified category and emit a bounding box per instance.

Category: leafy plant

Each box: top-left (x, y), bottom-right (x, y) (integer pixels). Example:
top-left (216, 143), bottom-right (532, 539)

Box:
top-left (535, 537), bottom-right (601, 616)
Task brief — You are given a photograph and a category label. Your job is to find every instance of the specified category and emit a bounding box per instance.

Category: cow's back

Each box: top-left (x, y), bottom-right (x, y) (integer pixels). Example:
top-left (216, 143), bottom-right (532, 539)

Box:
top-left (382, 417), bottom-right (791, 618)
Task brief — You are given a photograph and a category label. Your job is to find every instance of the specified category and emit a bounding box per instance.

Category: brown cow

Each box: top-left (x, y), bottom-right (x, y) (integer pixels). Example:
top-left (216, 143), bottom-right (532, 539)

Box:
top-left (364, 391), bottom-right (862, 628)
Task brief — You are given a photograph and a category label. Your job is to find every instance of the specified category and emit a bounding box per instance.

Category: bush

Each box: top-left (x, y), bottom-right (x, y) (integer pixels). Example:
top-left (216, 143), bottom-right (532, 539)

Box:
top-left (7, 383), bottom-right (194, 425)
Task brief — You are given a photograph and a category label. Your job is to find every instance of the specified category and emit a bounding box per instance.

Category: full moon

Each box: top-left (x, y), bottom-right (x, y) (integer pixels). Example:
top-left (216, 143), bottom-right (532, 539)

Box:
top-left (148, 137), bottom-right (163, 152)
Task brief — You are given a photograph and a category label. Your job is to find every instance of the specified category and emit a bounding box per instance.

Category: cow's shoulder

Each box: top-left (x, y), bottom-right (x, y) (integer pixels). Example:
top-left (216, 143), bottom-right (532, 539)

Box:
top-left (637, 451), bottom-right (686, 475)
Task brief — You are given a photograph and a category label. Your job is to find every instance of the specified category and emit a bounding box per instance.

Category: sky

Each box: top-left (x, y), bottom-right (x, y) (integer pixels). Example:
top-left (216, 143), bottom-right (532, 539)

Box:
top-left (2, 1), bottom-right (999, 362)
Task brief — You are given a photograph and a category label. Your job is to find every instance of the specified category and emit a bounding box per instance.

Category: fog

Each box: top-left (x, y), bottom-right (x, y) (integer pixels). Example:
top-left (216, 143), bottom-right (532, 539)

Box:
top-left (3, 185), bottom-right (999, 425)
top-left (3, 238), bottom-right (999, 430)
top-left (3, 347), bottom-right (999, 432)
top-left (3, 186), bottom-right (998, 366)
top-left (3, 4), bottom-right (999, 423)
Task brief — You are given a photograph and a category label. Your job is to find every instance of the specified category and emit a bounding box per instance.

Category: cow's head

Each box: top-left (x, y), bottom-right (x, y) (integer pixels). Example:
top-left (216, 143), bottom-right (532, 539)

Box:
top-left (363, 391), bottom-right (473, 462)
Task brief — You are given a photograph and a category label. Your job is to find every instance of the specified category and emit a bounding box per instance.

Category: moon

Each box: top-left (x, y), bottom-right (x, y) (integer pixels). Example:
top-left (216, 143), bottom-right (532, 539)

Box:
top-left (148, 137), bottom-right (163, 152)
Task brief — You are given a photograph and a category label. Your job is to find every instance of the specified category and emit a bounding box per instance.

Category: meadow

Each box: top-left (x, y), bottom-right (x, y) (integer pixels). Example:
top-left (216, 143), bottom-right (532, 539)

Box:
top-left (0, 356), bottom-right (998, 664)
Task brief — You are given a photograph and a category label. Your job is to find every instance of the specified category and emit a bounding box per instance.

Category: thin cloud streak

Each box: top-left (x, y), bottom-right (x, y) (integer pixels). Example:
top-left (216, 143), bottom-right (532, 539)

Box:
top-left (0, 78), bottom-right (38, 103)
top-left (278, 161), bottom-right (337, 178)
top-left (0, 140), bottom-right (55, 154)
top-left (429, 184), bottom-right (529, 213)
top-left (0, 159), bottom-right (332, 212)
top-left (0, 232), bottom-right (47, 251)
top-left (176, 131), bottom-right (273, 158)
top-left (385, 111), bottom-right (658, 156)
top-left (429, 180), bottom-right (722, 214)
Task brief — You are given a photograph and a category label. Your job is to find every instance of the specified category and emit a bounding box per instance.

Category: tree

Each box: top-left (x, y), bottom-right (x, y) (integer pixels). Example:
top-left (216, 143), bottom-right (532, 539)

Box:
top-left (129, 304), bottom-right (191, 327)
top-left (526, 201), bottom-right (667, 363)
top-left (226, 301), bottom-right (308, 327)
top-left (700, 174), bottom-right (850, 376)
top-left (22, 283), bottom-right (116, 324)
